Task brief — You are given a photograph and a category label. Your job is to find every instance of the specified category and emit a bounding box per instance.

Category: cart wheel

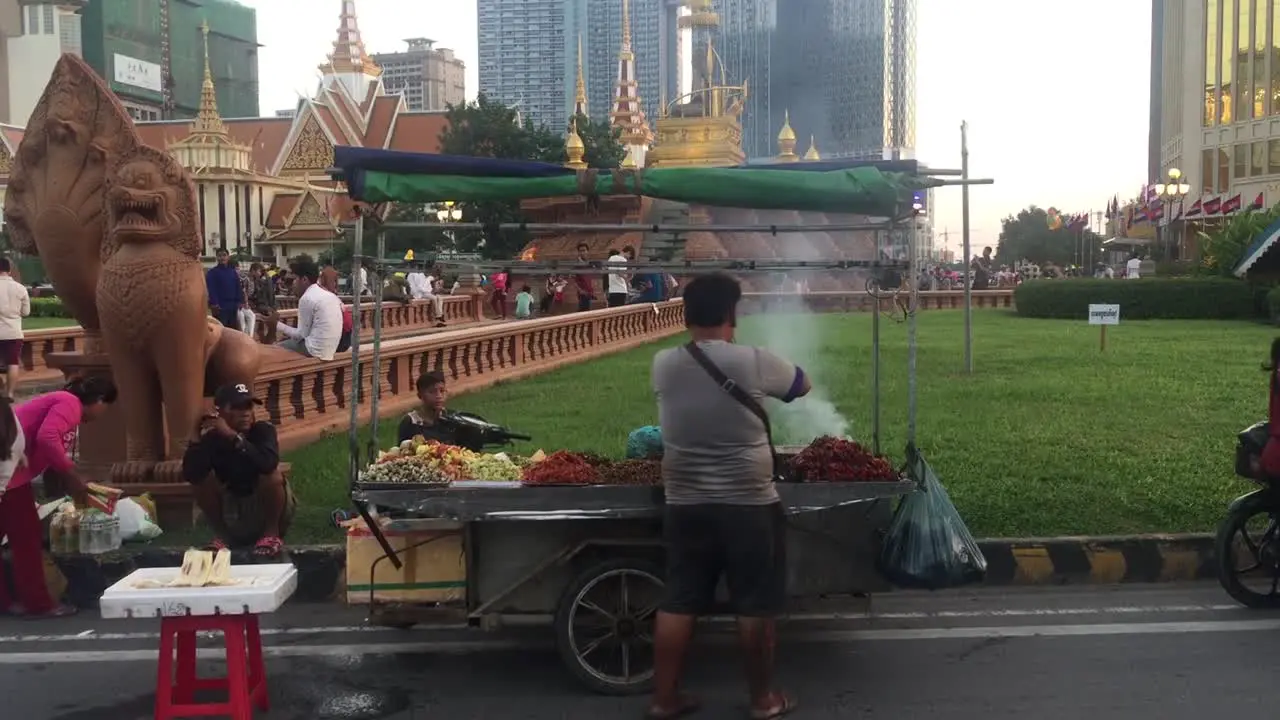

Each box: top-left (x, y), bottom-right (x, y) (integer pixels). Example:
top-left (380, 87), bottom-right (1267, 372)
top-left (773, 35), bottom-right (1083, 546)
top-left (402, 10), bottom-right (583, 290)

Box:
top-left (554, 557), bottom-right (665, 696)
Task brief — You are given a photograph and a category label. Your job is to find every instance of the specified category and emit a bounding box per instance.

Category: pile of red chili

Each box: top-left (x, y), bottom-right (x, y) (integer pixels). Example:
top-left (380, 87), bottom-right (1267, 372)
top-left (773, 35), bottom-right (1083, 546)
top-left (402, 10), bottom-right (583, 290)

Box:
top-left (521, 451), bottom-right (600, 486)
top-left (788, 436), bottom-right (899, 482)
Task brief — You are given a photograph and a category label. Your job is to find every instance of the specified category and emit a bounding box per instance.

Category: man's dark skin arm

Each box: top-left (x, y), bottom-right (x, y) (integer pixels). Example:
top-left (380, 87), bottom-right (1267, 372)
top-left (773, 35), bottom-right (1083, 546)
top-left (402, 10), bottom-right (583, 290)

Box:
top-left (181, 433), bottom-right (215, 483)
top-left (237, 423), bottom-right (280, 474)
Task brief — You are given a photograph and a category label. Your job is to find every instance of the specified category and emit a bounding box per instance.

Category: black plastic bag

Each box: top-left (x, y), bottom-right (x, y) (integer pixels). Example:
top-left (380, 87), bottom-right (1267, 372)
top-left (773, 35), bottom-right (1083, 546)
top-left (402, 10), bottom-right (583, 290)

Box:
top-left (878, 444), bottom-right (987, 590)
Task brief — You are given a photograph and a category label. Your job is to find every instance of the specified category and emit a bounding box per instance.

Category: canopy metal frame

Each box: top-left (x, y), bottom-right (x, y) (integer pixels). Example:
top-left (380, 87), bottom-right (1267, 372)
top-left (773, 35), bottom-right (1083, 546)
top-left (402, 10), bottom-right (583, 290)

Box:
top-left (338, 173), bottom-right (993, 568)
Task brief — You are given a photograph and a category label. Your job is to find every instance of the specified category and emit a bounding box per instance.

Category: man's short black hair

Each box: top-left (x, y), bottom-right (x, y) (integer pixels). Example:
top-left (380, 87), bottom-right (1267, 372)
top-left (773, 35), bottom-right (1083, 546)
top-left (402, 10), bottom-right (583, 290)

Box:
top-left (216, 248), bottom-right (229, 256)
top-left (682, 273), bottom-right (741, 328)
top-left (623, 245), bottom-right (635, 255)
top-left (289, 257), bottom-right (320, 283)
top-left (416, 371), bottom-right (446, 394)
top-left (0, 258), bottom-right (12, 273)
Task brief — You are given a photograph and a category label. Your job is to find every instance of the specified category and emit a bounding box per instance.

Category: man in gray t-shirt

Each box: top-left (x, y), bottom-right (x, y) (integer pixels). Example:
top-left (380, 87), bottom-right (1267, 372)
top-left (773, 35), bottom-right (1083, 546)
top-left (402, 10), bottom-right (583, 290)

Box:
top-left (647, 273), bottom-right (809, 720)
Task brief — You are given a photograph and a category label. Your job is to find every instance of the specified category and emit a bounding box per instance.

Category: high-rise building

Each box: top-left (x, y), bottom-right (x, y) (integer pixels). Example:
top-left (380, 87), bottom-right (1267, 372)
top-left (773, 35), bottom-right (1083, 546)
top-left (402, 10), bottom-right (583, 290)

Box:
top-left (477, 0), bottom-right (567, 128)
top-left (769, 0), bottom-right (916, 161)
top-left (78, 0), bottom-right (259, 123)
top-left (7, 1), bottom-right (85, 126)
top-left (478, 0), bottom-right (664, 130)
top-left (372, 38), bottom-right (465, 112)
top-left (712, 0), bottom-right (774, 158)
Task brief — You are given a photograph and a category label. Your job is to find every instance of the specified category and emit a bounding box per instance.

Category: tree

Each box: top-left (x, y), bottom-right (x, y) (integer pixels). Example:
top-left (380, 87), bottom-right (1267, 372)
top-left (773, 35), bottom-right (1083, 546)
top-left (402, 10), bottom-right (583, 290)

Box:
top-left (995, 206), bottom-right (1103, 267)
top-left (1198, 203), bottom-right (1280, 276)
top-left (434, 94), bottom-right (628, 259)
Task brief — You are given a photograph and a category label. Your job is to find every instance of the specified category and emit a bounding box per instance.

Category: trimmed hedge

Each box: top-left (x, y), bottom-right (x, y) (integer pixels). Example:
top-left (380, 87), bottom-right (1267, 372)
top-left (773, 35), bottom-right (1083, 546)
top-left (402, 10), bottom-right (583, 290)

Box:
top-left (30, 297), bottom-right (69, 318)
top-left (1014, 278), bottom-right (1260, 320)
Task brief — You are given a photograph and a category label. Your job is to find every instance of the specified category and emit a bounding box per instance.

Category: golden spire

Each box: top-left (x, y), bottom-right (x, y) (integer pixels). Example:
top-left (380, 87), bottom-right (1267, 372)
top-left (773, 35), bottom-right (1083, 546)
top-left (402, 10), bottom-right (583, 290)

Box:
top-left (565, 118), bottom-right (587, 169)
top-left (192, 20), bottom-right (227, 136)
top-left (776, 110), bottom-right (798, 162)
top-left (803, 135), bottom-right (821, 161)
top-left (573, 34), bottom-right (588, 118)
top-left (320, 0), bottom-right (381, 77)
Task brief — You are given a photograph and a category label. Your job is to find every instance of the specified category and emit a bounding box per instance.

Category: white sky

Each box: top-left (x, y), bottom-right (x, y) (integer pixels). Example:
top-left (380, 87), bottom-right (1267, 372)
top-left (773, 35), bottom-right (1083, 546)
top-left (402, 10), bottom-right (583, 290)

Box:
top-left (240, 0), bottom-right (1151, 253)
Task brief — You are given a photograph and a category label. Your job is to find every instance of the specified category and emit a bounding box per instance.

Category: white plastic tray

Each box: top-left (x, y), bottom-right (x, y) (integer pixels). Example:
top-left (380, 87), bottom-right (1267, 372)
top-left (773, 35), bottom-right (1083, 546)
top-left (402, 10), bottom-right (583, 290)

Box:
top-left (99, 563), bottom-right (298, 619)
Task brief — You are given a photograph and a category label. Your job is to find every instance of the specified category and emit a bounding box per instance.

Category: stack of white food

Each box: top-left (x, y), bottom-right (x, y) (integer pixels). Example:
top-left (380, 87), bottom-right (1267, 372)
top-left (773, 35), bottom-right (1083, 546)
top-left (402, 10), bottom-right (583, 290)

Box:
top-left (131, 549), bottom-right (242, 589)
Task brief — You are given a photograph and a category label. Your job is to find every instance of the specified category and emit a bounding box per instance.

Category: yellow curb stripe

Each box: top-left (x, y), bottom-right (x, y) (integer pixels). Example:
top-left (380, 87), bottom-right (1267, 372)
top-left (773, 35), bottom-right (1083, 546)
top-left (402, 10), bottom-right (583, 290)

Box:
top-left (1011, 545), bottom-right (1054, 584)
top-left (1085, 546), bottom-right (1127, 584)
top-left (1157, 545), bottom-right (1202, 582)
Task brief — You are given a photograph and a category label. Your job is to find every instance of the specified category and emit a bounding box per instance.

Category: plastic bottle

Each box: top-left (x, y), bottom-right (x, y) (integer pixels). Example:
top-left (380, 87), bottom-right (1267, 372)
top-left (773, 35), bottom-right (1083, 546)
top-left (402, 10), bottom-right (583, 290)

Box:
top-left (78, 512), bottom-right (93, 555)
top-left (49, 513), bottom-right (65, 554)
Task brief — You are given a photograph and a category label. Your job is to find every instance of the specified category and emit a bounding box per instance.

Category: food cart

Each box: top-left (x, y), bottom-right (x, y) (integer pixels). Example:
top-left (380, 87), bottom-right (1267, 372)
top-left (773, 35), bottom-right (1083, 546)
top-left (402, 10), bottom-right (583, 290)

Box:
top-left (329, 149), bottom-right (985, 695)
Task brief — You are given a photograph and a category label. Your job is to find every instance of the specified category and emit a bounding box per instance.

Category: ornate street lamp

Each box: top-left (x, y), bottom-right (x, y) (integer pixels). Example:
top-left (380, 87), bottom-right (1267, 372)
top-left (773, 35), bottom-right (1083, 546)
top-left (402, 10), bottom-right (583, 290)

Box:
top-left (1154, 168), bottom-right (1191, 259)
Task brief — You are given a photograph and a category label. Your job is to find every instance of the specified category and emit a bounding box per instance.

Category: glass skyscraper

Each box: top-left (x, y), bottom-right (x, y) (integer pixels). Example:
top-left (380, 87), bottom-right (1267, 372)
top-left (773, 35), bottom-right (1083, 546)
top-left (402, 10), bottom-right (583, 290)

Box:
top-left (477, 0), bottom-right (665, 131)
top-left (769, 0), bottom-right (916, 160)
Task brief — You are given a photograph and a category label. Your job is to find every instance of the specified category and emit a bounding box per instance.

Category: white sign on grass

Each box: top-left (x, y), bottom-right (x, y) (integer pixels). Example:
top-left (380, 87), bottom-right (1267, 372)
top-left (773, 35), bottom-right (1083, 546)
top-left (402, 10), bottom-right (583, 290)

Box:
top-left (1088, 304), bottom-right (1120, 325)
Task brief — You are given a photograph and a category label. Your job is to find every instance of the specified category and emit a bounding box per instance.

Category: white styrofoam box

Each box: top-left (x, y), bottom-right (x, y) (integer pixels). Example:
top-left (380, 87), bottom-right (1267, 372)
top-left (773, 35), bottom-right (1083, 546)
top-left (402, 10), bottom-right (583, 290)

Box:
top-left (99, 563), bottom-right (298, 619)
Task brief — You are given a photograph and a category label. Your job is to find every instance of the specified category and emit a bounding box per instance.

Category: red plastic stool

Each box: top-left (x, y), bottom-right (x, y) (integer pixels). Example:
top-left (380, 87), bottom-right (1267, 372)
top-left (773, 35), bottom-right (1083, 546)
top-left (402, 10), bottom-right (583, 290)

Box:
top-left (154, 613), bottom-right (269, 720)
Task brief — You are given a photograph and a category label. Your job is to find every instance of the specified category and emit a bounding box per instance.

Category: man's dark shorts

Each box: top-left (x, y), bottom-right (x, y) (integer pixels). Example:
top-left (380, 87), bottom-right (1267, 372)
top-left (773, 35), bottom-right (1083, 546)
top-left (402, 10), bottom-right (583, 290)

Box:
top-left (662, 503), bottom-right (786, 617)
top-left (0, 339), bottom-right (22, 367)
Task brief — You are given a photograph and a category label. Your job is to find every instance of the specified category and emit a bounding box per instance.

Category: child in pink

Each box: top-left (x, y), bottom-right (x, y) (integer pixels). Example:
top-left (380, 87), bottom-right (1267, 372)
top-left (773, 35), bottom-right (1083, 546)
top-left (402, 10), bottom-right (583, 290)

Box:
top-left (0, 377), bottom-right (116, 617)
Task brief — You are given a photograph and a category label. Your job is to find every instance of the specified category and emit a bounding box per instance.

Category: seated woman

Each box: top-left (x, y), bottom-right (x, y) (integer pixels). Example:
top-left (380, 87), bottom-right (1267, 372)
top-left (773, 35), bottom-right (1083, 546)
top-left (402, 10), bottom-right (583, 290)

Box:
top-left (182, 383), bottom-right (296, 558)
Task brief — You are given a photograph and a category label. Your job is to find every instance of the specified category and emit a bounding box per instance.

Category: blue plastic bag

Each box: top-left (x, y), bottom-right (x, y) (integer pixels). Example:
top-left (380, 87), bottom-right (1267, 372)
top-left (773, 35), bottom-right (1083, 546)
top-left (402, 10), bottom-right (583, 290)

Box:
top-left (626, 426), bottom-right (663, 459)
top-left (878, 445), bottom-right (987, 590)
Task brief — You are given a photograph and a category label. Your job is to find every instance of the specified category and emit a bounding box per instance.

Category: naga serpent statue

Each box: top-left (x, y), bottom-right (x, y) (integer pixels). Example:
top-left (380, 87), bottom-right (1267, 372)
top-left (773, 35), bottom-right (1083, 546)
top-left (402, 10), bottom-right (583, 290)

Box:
top-left (4, 55), bottom-right (290, 460)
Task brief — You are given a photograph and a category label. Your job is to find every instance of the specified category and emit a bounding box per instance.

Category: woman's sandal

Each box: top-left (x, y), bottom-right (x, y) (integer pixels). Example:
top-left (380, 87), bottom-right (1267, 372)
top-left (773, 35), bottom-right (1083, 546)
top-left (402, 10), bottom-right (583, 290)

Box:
top-left (748, 693), bottom-right (798, 720)
top-left (253, 536), bottom-right (284, 559)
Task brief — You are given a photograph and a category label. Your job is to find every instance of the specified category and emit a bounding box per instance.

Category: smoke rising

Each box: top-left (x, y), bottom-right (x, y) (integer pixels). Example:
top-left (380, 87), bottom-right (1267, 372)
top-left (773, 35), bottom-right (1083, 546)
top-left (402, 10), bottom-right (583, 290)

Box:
top-left (739, 227), bottom-right (854, 446)
top-left (750, 293), bottom-right (850, 445)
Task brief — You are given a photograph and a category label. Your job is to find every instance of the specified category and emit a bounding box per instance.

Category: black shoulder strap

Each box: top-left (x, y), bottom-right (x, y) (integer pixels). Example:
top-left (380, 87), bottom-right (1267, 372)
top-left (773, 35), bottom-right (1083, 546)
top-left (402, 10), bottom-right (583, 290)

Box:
top-left (684, 342), bottom-right (779, 467)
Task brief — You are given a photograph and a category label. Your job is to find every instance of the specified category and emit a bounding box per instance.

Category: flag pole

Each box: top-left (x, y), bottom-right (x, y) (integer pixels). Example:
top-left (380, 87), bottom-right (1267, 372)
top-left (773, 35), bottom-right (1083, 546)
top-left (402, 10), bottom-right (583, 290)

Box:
top-left (961, 121), bottom-right (973, 374)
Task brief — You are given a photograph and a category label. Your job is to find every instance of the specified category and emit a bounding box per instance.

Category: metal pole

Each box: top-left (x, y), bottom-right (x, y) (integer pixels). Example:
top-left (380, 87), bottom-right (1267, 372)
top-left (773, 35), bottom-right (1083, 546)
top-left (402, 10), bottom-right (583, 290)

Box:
top-left (368, 231), bottom-right (386, 462)
top-left (961, 121), bottom-right (973, 374)
top-left (871, 226), bottom-right (885, 456)
top-left (906, 214), bottom-right (918, 449)
top-left (375, 221), bottom-right (893, 233)
top-left (348, 219), bottom-right (363, 486)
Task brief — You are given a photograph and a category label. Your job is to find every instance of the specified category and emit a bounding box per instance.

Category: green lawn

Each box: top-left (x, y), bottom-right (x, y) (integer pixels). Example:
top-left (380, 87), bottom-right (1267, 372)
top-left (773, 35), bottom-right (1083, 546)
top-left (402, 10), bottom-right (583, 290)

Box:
top-left (26, 316), bottom-right (76, 329)
top-left (260, 310), bottom-right (1274, 543)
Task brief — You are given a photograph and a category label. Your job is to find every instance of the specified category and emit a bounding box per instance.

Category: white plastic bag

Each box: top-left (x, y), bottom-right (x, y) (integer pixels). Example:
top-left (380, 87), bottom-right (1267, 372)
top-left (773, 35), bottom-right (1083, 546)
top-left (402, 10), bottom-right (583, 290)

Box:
top-left (114, 498), bottom-right (162, 542)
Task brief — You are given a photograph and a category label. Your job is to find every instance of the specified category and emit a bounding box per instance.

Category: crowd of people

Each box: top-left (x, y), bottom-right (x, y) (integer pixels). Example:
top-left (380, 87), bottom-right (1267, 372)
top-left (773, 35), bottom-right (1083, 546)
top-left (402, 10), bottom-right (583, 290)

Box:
top-left (911, 247), bottom-right (1149, 291)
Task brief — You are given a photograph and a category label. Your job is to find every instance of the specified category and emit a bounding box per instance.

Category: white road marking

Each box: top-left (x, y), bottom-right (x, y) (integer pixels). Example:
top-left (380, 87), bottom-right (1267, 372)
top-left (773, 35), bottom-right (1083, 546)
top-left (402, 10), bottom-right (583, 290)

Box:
top-left (4, 618), bottom-right (1280, 664)
top-left (0, 603), bottom-right (1254, 644)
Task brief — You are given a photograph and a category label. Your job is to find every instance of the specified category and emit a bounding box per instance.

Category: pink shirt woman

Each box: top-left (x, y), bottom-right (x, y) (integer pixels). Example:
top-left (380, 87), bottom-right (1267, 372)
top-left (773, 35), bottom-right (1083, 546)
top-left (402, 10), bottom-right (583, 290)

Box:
top-left (0, 377), bottom-right (116, 618)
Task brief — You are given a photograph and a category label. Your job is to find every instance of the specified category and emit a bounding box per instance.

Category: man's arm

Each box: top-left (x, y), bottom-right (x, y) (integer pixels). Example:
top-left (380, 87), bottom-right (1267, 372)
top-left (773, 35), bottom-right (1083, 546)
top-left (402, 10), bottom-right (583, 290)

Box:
top-left (18, 285), bottom-right (30, 318)
top-left (755, 348), bottom-right (811, 403)
top-left (276, 292), bottom-right (308, 340)
top-left (181, 436), bottom-right (215, 483)
top-left (238, 422), bottom-right (280, 474)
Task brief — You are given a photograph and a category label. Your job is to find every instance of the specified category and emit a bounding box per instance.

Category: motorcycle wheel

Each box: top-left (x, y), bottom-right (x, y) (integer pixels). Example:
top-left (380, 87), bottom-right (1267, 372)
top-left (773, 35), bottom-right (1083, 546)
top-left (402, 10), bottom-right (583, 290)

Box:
top-left (1215, 492), bottom-right (1280, 609)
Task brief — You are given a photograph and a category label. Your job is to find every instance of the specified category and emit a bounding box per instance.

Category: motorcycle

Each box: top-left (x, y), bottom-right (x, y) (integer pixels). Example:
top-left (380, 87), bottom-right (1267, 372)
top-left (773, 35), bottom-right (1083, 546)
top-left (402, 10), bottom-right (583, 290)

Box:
top-left (1217, 421), bottom-right (1280, 608)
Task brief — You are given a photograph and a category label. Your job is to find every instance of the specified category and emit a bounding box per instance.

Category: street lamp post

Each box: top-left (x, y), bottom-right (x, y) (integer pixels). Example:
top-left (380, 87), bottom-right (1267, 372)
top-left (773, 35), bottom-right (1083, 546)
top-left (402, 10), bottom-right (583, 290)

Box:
top-left (435, 201), bottom-right (463, 253)
top-left (1154, 167), bottom-right (1191, 259)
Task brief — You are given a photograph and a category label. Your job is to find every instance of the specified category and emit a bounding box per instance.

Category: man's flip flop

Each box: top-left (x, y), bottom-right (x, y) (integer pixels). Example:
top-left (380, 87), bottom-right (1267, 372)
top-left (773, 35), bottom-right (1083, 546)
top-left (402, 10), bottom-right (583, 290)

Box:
top-left (748, 694), bottom-right (797, 720)
top-left (645, 696), bottom-right (701, 720)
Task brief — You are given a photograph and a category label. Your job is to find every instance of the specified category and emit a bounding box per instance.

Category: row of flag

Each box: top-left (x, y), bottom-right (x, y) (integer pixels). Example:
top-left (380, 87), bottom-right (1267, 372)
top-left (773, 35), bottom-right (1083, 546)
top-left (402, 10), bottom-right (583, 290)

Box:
top-left (1105, 188), bottom-right (1266, 226)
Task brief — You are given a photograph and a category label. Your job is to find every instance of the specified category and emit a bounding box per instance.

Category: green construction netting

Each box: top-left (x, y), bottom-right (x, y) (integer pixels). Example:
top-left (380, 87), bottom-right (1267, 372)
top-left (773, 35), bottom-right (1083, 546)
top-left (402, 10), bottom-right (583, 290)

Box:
top-left (355, 166), bottom-right (928, 217)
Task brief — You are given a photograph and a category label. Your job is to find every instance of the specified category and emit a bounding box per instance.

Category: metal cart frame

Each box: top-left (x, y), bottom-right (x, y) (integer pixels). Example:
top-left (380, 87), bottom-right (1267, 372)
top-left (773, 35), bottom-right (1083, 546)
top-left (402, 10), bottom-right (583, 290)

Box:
top-left (330, 158), bottom-right (992, 695)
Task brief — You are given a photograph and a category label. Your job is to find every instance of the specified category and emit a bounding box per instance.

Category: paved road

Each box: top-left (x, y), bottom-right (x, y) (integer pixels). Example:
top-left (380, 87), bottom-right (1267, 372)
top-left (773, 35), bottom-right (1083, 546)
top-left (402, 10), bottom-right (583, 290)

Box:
top-left (2, 582), bottom-right (1276, 719)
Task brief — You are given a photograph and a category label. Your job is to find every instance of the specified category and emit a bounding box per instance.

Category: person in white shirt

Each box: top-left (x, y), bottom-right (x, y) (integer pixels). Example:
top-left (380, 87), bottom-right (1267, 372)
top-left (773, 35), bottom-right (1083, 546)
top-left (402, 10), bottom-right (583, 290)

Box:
top-left (262, 258), bottom-right (343, 361)
top-left (606, 246), bottom-right (633, 308)
top-left (407, 270), bottom-right (430, 299)
top-left (1125, 254), bottom-right (1142, 279)
top-left (0, 259), bottom-right (31, 399)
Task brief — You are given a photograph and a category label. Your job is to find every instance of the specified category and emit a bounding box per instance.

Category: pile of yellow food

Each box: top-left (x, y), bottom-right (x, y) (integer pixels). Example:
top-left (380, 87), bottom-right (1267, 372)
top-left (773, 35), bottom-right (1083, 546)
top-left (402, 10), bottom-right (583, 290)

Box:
top-left (364, 436), bottom-right (547, 484)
